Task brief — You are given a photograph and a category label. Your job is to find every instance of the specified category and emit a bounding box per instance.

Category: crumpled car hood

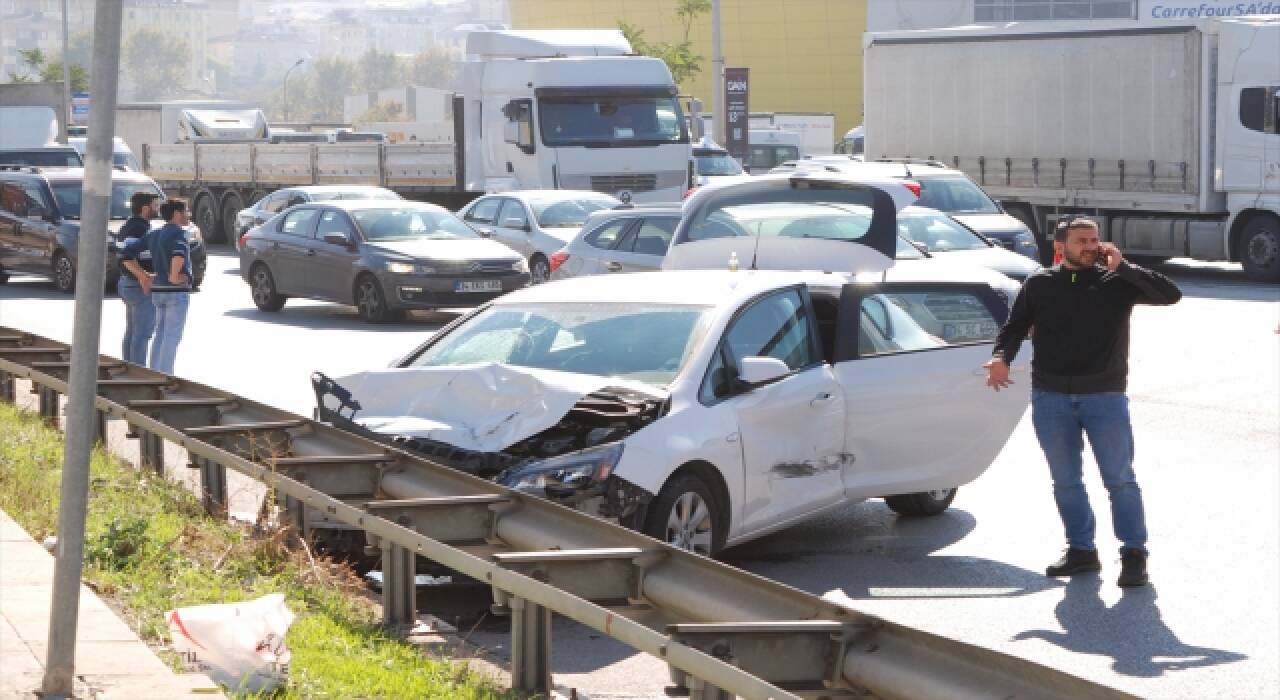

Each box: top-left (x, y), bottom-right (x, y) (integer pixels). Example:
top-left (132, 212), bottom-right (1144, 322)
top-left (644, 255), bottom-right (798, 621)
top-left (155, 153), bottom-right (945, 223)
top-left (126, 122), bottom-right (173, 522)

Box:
top-left (330, 363), bottom-right (665, 453)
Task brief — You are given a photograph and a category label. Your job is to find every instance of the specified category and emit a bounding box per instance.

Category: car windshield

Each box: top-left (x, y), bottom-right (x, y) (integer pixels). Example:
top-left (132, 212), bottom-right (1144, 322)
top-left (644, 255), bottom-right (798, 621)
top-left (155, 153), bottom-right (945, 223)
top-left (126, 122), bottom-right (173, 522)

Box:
top-left (408, 302), bottom-right (714, 387)
top-left (352, 207), bottom-right (479, 241)
top-left (696, 152), bottom-right (743, 176)
top-left (0, 150), bottom-right (82, 167)
top-left (686, 193), bottom-right (876, 243)
top-left (916, 176), bottom-right (1000, 214)
top-left (539, 94), bottom-right (688, 147)
top-left (50, 181), bottom-right (163, 220)
top-left (898, 211), bottom-right (990, 252)
top-left (531, 197), bottom-right (618, 228)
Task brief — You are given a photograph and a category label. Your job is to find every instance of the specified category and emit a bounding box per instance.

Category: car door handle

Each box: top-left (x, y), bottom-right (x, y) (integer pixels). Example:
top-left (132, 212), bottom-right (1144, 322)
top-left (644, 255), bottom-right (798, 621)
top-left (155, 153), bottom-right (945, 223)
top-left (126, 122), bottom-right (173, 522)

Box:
top-left (726, 432), bottom-right (740, 443)
top-left (605, 261), bottom-right (623, 272)
top-left (810, 391), bottom-right (834, 406)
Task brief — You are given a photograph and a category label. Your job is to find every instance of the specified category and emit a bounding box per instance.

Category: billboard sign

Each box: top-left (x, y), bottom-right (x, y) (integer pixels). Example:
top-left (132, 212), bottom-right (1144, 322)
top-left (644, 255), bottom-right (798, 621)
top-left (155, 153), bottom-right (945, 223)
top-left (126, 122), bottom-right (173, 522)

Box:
top-left (1145, 1), bottom-right (1280, 19)
top-left (724, 67), bottom-right (749, 162)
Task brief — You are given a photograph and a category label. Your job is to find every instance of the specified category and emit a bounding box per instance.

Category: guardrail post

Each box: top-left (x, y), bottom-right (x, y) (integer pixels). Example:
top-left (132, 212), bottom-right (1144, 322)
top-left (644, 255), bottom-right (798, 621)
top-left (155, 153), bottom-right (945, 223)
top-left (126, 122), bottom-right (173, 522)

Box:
top-left (92, 409), bottom-right (107, 446)
top-left (0, 370), bottom-right (14, 403)
top-left (687, 676), bottom-right (732, 700)
top-left (138, 430), bottom-right (164, 475)
top-left (38, 386), bottom-right (59, 425)
top-left (381, 541), bottom-right (415, 630)
top-left (509, 595), bottom-right (552, 695)
top-left (188, 452), bottom-right (227, 516)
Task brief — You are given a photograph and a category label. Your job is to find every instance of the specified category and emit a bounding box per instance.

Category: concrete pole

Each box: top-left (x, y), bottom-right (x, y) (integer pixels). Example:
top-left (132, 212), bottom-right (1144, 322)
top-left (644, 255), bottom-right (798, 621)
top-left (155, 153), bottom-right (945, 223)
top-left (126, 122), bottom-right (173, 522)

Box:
top-left (60, 0), bottom-right (71, 139)
top-left (711, 0), bottom-right (724, 145)
top-left (40, 1), bottom-right (122, 696)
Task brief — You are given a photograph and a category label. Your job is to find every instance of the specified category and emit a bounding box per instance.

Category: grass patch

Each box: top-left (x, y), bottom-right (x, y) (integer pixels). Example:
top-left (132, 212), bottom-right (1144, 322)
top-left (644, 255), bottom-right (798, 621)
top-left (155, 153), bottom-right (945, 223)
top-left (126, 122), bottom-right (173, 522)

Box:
top-left (0, 401), bottom-right (509, 699)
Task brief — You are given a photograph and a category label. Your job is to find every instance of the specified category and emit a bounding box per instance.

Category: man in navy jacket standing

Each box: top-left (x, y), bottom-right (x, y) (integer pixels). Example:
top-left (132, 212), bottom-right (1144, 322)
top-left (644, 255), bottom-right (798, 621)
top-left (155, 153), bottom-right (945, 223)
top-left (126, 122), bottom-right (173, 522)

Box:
top-left (115, 192), bottom-right (160, 364)
top-left (984, 216), bottom-right (1181, 587)
top-left (148, 199), bottom-right (193, 374)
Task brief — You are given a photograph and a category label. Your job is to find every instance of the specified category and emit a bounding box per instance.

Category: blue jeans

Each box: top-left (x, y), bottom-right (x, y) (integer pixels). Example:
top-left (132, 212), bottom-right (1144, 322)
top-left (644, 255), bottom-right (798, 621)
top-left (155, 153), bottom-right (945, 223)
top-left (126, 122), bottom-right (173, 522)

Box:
top-left (149, 291), bottom-right (189, 375)
top-left (117, 276), bottom-right (155, 365)
top-left (1030, 389), bottom-right (1148, 555)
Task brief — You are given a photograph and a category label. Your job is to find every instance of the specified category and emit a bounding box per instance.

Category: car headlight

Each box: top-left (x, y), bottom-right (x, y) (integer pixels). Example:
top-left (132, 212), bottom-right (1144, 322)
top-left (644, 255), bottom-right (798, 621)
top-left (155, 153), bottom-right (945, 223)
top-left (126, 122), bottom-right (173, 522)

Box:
top-left (512, 258), bottom-right (529, 273)
top-left (385, 261), bottom-right (418, 275)
top-left (496, 442), bottom-right (624, 497)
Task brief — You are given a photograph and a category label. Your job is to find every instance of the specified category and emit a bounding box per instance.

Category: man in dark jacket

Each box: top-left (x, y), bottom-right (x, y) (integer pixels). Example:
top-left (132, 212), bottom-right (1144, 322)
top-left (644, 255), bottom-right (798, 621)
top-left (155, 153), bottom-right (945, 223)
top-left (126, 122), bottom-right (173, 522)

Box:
top-left (115, 192), bottom-right (160, 364)
top-left (984, 216), bottom-right (1182, 587)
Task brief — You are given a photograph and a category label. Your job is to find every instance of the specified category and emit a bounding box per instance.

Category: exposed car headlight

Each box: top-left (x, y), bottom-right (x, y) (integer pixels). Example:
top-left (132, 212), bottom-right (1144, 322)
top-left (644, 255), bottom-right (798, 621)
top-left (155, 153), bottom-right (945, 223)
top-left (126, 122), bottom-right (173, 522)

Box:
top-left (496, 442), bottom-right (624, 496)
top-left (385, 261), bottom-right (418, 275)
top-left (512, 258), bottom-right (529, 273)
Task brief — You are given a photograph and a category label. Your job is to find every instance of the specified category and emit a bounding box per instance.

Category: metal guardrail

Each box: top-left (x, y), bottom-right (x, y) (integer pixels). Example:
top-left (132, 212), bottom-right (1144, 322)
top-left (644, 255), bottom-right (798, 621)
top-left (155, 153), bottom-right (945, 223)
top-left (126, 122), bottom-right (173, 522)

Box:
top-left (0, 326), bottom-right (1135, 700)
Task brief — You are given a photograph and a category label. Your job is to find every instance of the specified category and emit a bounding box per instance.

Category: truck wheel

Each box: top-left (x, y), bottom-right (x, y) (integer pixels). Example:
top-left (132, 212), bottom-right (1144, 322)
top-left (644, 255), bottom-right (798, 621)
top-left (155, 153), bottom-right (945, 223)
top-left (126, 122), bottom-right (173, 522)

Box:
top-left (249, 264), bottom-right (286, 312)
top-left (884, 488), bottom-right (957, 517)
top-left (220, 192), bottom-right (244, 247)
top-left (52, 252), bottom-right (75, 293)
top-left (1240, 215), bottom-right (1280, 284)
top-left (194, 194), bottom-right (220, 244)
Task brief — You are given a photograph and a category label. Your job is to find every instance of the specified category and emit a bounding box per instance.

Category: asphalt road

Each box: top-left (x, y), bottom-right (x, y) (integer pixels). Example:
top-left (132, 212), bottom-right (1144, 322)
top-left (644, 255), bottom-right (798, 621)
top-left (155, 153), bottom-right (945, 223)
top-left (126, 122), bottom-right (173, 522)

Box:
top-left (1, 248), bottom-right (1276, 699)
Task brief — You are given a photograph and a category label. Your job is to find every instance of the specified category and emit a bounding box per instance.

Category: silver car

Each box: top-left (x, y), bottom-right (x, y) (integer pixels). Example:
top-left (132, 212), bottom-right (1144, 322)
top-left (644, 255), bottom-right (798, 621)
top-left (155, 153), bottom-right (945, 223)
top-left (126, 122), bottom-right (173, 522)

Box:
top-left (549, 205), bottom-right (682, 280)
top-left (458, 190), bottom-right (620, 283)
top-left (896, 206), bottom-right (1041, 282)
top-left (233, 185), bottom-right (402, 249)
top-left (239, 200), bottom-right (530, 323)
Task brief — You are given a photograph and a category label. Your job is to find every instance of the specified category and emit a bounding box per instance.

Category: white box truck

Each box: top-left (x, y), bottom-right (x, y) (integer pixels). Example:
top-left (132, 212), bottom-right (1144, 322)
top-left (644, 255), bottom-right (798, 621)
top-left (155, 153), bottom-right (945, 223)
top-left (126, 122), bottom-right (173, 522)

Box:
top-left (141, 30), bottom-right (693, 243)
top-left (864, 16), bottom-right (1280, 282)
top-left (749, 112), bottom-right (836, 157)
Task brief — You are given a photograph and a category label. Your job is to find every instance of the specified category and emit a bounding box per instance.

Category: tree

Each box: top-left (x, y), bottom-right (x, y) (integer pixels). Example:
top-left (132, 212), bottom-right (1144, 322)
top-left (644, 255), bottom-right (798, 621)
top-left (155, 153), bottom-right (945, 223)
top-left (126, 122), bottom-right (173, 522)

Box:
top-left (358, 49), bottom-right (408, 93)
top-left (411, 46), bottom-right (456, 89)
top-left (5, 47), bottom-right (89, 92)
top-left (297, 56), bottom-right (359, 122)
top-left (123, 29), bottom-right (192, 99)
top-left (617, 0), bottom-right (709, 87)
top-left (355, 101), bottom-right (406, 126)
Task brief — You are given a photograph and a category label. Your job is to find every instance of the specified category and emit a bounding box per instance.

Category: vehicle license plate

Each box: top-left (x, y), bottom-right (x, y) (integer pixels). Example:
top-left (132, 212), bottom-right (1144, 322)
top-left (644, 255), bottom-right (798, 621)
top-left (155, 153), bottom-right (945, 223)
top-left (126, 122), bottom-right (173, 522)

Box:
top-left (943, 321), bottom-right (999, 342)
top-left (455, 279), bottom-right (502, 293)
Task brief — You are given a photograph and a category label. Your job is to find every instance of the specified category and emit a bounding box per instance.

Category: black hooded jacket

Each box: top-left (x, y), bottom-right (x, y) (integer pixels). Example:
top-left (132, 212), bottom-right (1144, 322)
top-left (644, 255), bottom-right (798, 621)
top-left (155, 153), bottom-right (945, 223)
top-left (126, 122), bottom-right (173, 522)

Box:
top-left (992, 261), bottom-right (1182, 394)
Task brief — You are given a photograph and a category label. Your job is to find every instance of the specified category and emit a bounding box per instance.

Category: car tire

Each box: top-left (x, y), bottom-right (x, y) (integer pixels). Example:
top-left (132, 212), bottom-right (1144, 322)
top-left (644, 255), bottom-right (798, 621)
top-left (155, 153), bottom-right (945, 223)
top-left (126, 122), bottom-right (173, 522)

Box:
top-left (355, 274), bottom-right (401, 323)
top-left (249, 264), bottom-right (286, 312)
top-left (644, 473), bottom-right (724, 557)
top-left (529, 254), bottom-right (551, 284)
top-left (1240, 214), bottom-right (1280, 284)
top-left (884, 488), bottom-right (957, 517)
top-left (0, 264), bottom-right (9, 284)
top-left (52, 252), bottom-right (75, 293)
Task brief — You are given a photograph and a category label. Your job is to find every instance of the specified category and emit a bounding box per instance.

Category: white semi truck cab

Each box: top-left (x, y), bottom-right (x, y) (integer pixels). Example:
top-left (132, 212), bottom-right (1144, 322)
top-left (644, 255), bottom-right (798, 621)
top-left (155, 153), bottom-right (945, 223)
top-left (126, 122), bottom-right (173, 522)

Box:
top-left (462, 30), bottom-right (692, 204)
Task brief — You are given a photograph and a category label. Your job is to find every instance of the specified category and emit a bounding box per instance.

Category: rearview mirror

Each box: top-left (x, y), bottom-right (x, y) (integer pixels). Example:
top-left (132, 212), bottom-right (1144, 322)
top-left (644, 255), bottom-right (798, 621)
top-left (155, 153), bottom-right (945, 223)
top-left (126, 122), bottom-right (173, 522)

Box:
top-left (322, 232), bottom-right (352, 246)
top-left (738, 356), bottom-right (790, 386)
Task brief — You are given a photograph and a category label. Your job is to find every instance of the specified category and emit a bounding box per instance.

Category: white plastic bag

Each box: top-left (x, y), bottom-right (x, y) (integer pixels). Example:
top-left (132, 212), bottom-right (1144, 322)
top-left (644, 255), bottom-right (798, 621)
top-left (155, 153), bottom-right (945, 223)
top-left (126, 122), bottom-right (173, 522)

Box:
top-left (166, 593), bottom-right (295, 694)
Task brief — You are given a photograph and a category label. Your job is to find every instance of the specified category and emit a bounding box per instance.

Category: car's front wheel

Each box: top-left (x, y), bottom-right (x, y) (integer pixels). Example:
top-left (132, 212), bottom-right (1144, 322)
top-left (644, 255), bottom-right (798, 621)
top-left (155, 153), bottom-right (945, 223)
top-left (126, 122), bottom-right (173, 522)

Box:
top-left (354, 274), bottom-right (402, 323)
top-left (52, 252), bottom-right (75, 293)
top-left (884, 488), bottom-right (957, 517)
top-left (644, 473), bottom-right (723, 556)
top-left (250, 264), bottom-right (286, 312)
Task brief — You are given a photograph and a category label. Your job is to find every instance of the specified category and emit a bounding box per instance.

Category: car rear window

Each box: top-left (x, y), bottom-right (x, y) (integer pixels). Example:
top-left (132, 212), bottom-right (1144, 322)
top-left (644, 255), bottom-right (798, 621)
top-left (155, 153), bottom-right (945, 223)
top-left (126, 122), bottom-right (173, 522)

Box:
top-left (915, 177), bottom-right (1000, 215)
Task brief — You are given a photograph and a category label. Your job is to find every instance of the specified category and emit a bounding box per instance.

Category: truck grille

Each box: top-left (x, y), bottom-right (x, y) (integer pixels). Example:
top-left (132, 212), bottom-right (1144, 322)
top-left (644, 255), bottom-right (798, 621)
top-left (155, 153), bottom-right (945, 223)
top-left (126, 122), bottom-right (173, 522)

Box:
top-left (591, 174), bottom-right (657, 193)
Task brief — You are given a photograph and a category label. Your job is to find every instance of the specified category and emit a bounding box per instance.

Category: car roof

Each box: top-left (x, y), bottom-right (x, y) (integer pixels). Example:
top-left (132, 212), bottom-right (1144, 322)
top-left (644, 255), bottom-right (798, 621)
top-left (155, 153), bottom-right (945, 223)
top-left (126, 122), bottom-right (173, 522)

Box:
top-left (484, 190), bottom-right (620, 204)
top-left (784, 159), bottom-right (964, 180)
top-left (0, 146), bottom-right (79, 153)
top-left (278, 185), bottom-right (397, 194)
top-left (494, 269), bottom-right (838, 307)
top-left (24, 167), bottom-right (154, 184)
top-left (305, 199), bottom-right (450, 213)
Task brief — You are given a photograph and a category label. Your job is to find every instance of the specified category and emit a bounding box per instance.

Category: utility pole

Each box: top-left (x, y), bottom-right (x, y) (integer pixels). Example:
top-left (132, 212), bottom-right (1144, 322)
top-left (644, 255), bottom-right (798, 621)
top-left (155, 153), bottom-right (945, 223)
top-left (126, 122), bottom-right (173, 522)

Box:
top-left (40, 0), bottom-right (123, 696)
top-left (711, 0), bottom-right (724, 145)
top-left (60, 0), bottom-right (71, 140)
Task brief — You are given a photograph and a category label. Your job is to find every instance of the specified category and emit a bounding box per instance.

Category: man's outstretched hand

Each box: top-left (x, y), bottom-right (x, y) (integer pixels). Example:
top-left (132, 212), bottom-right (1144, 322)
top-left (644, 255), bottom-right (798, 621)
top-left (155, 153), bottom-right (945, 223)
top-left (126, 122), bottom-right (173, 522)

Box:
top-left (984, 357), bottom-right (1013, 391)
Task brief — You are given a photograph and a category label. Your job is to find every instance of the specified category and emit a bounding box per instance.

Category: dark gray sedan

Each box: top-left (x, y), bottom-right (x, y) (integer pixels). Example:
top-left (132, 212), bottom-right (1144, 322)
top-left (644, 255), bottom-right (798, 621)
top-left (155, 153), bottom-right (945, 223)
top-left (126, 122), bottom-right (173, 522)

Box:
top-left (239, 200), bottom-right (531, 322)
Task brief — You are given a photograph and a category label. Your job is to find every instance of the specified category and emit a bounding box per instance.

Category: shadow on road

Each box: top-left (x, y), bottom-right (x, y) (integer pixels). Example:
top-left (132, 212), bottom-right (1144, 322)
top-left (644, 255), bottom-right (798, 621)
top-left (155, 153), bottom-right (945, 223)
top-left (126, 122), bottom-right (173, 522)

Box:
top-left (1154, 262), bottom-right (1280, 303)
top-left (0, 277), bottom-right (92, 300)
top-left (1013, 575), bottom-right (1248, 677)
top-left (724, 504), bottom-right (1060, 600)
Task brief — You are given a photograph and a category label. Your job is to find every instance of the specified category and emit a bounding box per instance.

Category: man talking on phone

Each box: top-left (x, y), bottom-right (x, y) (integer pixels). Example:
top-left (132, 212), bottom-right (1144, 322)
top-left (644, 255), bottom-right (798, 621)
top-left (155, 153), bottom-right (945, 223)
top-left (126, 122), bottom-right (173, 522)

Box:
top-left (984, 216), bottom-right (1181, 587)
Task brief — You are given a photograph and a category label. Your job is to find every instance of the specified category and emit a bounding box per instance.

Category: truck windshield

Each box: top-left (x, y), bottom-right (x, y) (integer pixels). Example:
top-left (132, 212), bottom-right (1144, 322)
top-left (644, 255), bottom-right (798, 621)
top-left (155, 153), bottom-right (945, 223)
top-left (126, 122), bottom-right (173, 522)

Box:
top-left (916, 177), bottom-right (1000, 215)
top-left (539, 95), bottom-right (688, 147)
top-left (50, 182), bottom-right (163, 220)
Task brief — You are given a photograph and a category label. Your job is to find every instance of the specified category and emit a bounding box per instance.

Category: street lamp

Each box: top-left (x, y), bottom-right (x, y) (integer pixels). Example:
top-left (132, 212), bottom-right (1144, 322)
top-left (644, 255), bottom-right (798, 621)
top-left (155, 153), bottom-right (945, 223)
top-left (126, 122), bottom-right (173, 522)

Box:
top-left (282, 58), bottom-right (305, 123)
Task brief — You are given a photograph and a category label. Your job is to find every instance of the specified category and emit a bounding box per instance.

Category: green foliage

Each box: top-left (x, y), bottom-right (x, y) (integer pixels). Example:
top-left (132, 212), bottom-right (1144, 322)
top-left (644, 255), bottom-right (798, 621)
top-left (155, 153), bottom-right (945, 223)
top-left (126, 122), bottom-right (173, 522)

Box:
top-left (123, 29), bottom-right (193, 99)
top-left (617, 0), bottom-right (710, 87)
top-left (0, 403), bottom-right (509, 699)
top-left (412, 46), bottom-right (457, 89)
top-left (355, 101), bottom-right (407, 125)
top-left (5, 46), bottom-right (90, 91)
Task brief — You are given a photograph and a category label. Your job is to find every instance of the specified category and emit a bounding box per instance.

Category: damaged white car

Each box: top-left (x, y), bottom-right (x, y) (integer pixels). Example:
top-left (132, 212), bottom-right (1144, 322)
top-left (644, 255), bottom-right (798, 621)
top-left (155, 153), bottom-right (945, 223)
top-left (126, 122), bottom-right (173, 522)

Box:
top-left (315, 172), bottom-right (1029, 555)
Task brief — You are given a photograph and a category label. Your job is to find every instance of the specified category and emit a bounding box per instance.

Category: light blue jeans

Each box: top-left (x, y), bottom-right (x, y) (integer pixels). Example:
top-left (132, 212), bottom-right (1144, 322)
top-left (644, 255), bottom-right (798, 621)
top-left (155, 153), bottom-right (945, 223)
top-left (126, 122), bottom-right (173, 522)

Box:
top-left (1031, 389), bottom-right (1148, 555)
top-left (149, 291), bottom-right (189, 375)
top-left (117, 276), bottom-right (155, 365)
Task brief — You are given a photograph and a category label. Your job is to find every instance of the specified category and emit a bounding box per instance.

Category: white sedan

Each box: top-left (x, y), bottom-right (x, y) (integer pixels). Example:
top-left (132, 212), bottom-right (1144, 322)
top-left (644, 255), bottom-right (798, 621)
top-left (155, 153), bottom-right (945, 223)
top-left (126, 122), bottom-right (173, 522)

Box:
top-left (458, 190), bottom-right (619, 283)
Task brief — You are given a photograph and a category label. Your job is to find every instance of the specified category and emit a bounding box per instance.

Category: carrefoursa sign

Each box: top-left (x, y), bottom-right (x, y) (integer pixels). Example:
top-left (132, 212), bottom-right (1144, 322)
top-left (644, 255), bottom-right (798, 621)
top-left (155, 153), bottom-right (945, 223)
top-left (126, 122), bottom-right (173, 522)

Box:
top-left (1146, 1), bottom-right (1280, 18)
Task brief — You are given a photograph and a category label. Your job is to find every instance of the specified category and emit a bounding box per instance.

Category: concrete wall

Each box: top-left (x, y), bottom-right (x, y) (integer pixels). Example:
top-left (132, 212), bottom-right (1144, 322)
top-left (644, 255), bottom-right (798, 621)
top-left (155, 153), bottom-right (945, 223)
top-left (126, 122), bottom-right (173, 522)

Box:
top-left (0, 82), bottom-right (68, 142)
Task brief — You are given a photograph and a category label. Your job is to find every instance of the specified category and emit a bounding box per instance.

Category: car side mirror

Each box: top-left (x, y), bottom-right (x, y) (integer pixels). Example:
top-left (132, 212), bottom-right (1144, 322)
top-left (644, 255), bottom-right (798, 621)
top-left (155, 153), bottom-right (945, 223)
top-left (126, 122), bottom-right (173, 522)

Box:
top-left (501, 217), bottom-right (529, 231)
top-left (322, 232), bottom-right (352, 247)
top-left (738, 356), bottom-right (790, 386)
top-left (503, 121), bottom-right (519, 145)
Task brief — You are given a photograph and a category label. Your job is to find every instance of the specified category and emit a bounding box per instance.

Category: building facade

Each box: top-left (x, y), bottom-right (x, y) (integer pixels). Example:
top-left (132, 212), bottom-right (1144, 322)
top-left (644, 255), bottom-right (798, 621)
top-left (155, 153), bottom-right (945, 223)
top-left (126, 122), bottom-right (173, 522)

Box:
top-left (867, 0), bottom-right (1278, 31)
top-left (508, 0), bottom-right (868, 139)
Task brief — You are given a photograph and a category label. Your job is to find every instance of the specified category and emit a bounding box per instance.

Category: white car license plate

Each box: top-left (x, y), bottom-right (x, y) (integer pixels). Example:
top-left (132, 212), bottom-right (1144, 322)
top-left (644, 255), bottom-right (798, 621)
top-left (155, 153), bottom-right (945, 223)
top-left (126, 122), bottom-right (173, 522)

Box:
top-left (455, 279), bottom-right (502, 293)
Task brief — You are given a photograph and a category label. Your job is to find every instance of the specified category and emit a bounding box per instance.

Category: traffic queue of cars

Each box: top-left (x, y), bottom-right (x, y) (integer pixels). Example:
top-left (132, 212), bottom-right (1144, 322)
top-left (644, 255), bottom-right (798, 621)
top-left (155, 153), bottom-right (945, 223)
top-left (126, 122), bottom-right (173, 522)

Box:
top-left (310, 170), bottom-right (1034, 556)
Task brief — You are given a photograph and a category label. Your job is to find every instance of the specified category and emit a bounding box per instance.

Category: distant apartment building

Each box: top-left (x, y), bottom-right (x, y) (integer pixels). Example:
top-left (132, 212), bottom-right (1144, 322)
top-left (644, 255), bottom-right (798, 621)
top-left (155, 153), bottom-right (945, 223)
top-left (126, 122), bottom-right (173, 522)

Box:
top-left (119, 0), bottom-right (211, 98)
top-left (0, 0), bottom-right (93, 81)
